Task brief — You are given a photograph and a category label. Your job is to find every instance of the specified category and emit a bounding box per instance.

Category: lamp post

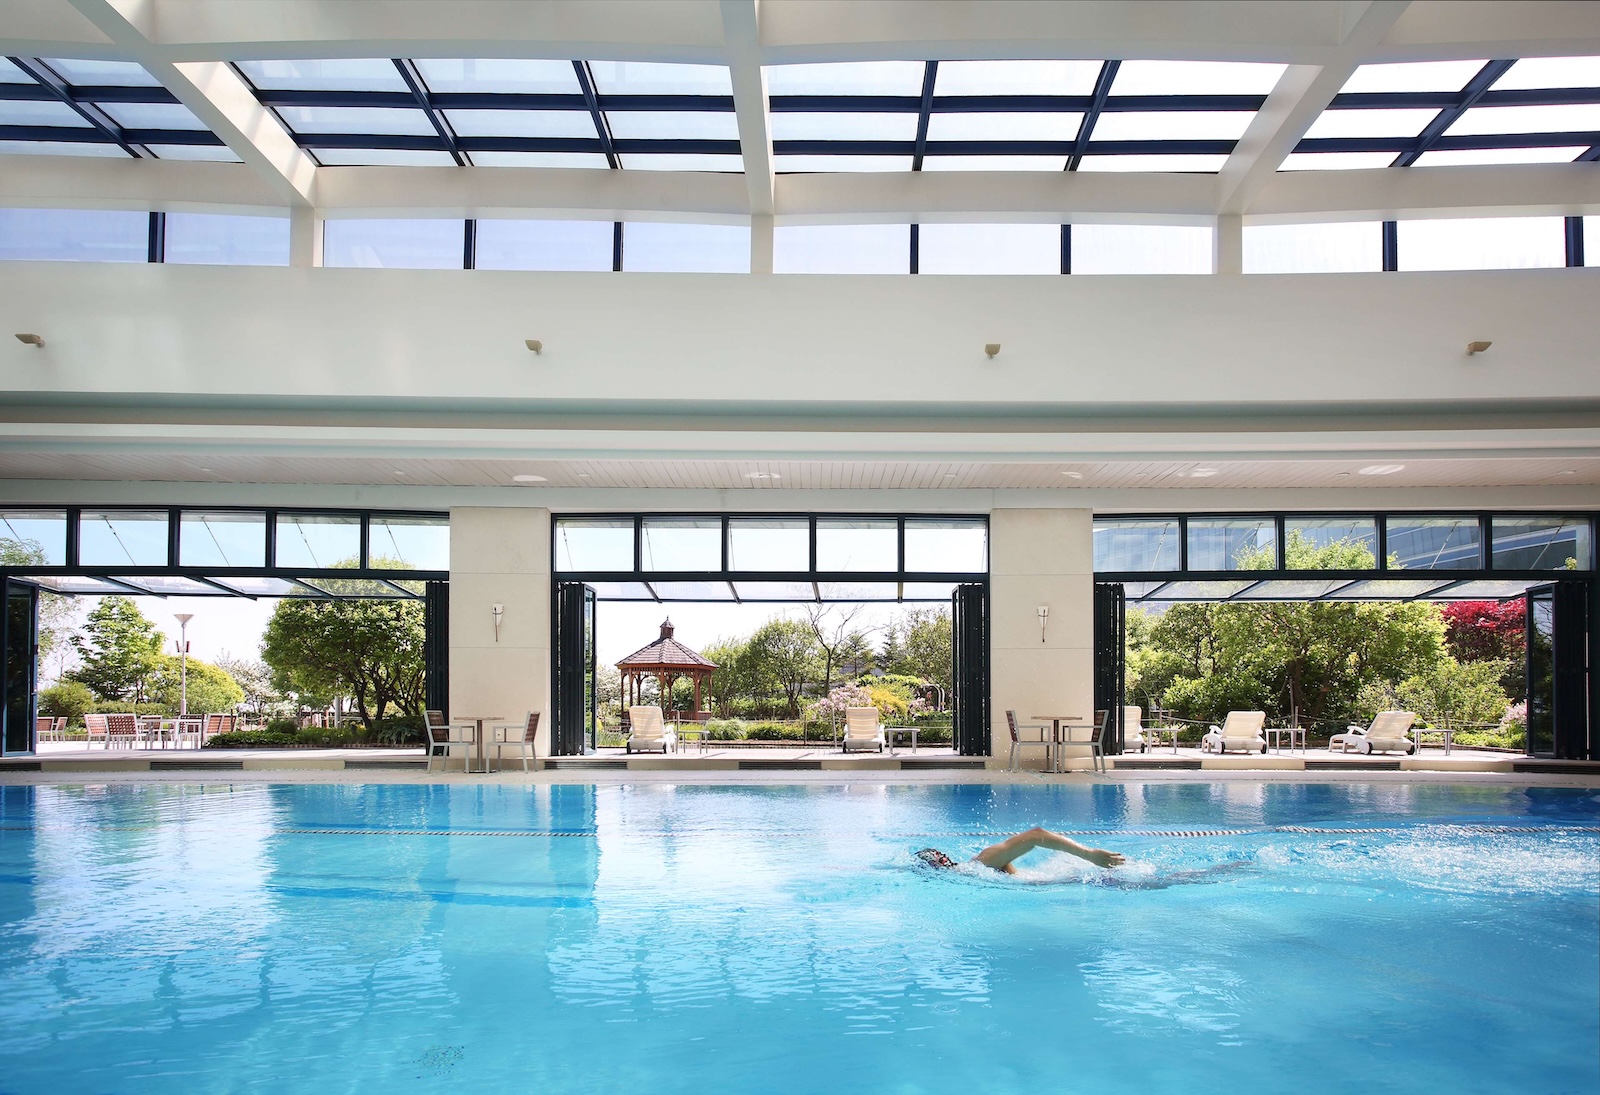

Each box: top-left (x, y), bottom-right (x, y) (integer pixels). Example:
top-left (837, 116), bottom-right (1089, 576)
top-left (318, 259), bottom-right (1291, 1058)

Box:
top-left (173, 614), bottom-right (194, 716)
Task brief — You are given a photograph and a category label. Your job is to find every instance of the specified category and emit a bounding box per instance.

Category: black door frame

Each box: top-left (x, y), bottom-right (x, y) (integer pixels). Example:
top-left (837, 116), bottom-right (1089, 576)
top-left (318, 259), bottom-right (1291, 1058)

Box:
top-left (552, 581), bottom-right (596, 756)
top-left (1, 579), bottom-right (39, 756)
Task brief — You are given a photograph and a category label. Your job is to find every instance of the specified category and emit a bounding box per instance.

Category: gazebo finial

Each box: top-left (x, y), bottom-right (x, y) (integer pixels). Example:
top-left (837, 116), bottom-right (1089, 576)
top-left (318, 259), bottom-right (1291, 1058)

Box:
top-left (660, 618), bottom-right (674, 639)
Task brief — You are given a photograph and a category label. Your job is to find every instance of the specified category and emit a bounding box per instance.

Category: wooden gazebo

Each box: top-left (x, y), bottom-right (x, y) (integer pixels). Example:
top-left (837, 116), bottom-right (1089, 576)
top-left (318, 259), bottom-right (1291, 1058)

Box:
top-left (616, 618), bottom-right (719, 721)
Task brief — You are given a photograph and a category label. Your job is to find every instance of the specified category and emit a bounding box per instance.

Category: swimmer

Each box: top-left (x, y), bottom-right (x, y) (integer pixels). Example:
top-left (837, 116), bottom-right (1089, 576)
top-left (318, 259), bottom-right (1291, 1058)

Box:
top-left (916, 827), bottom-right (1126, 874)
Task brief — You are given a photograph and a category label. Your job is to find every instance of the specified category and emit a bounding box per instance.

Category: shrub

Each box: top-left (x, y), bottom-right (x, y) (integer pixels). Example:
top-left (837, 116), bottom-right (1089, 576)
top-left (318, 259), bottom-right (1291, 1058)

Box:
top-left (747, 722), bottom-right (804, 741)
top-left (266, 717), bottom-right (298, 735)
top-left (915, 725), bottom-right (953, 744)
top-left (706, 718), bottom-right (748, 741)
top-left (39, 681), bottom-right (94, 724)
top-left (370, 714), bottom-right (425, 745)
top-left (205, 730), bottom-right (299, 749)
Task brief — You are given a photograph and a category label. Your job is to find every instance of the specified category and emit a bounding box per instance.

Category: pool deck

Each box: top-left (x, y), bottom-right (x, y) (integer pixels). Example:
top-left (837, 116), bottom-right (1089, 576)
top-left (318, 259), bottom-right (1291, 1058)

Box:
top-left (3, 742), bottom-right (1596, 787)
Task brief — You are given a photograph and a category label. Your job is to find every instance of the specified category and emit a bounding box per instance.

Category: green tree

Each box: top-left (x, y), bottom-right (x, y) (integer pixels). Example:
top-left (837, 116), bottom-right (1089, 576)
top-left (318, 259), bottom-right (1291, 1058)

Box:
top-left (740, 618), bottom-right (821, 716)
top-left (802, 603), bottom-right (872, 693)
top-left (885, 609), bottom-right (953, 697)
top-left (1390, 658), bottom-right (1513, 730)
top-left (68, 596), bottom-right (166, 702)
top-left (0, 536), bottom-right (73, 668)
top-left (150, 656), bottom-right (246, 716)
top-left (38, 680), bottom-right (94, 723)
top-left (262, 599), bottom-right (425, 726)
top-left (701, 637), bottom-right (749, 716)
top-left (215, 654), bottom-right (281, 718)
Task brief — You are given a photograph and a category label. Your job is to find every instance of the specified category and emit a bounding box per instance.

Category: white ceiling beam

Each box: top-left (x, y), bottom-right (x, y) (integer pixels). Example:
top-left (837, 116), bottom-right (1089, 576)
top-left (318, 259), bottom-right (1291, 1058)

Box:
top-left (1216, 1), bottom-right (1413, 216)
top-left (1247, 161), bottom-right (1600, 222)
top-left (4, 155), bottom-right (1592, 224)
top-left (721, 0), bottom-right (774, 219)
top-left (64, 0), bottom-right (319, 207)
top-left (1380, 0), bottom-right (1600, 60)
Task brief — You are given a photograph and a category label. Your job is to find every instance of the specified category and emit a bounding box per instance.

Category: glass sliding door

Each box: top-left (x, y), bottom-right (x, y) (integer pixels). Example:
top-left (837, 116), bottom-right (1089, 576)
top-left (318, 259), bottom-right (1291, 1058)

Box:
top-left (951, 583), bottom-right (989, 756)
top-left (552, 582), bottom-right (596, 755)
top-left (2, 580), bottom-right (39, 755)
top-left (1525, 586), bottom-right (1555, 757)
top-left (1094, 583), bottom-right (1127, 753)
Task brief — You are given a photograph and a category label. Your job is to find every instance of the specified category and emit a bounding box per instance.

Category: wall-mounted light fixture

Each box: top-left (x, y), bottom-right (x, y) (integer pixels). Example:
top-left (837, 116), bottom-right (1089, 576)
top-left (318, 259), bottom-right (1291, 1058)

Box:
top-left (525, 339), bottom-right (543, 354)
top-left (984, 343), bottom-right (1001, 359)
top-left (1037, 605), bottom-right (1049, 643)
top-left (14, 333), bottom-right (43, 347)
top-left (492, 603), bottom-right (505, 642)
top-left (1466, 340), bottom-right (1492, 355)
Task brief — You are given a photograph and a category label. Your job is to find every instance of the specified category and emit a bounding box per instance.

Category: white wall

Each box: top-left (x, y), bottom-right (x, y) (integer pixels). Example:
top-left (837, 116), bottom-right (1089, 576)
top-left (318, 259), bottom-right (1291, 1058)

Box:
top-left (988, 508), bottom-right (1095, 770)
top-left (447, 506), bottom-right (551, 761)
top-left (2, 263), bottom-right (1597, 409)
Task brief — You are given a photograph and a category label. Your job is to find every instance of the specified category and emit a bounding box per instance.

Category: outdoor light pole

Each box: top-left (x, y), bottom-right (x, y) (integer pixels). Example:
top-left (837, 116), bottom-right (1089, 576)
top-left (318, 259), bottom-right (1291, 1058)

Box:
top-left (174, 614), bottom-right (194, 716)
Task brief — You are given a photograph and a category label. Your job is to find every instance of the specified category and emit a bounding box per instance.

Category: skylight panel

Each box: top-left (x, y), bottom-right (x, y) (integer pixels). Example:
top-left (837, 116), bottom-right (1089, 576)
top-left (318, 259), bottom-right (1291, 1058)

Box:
top-left (619, 153), bottom-right (743, 171)
top-left (1339, 60), bottom-right (1487, 94)
top-left (413, 58), bottom-right (580, 94)
top-left (314, 148), bottom-right (458, 166)
top-left (765, 61), bottom-right (926, 97)
top-left (98, 102), bottom-right (209, 130)
top-left (1278, 151), bottom-right (1396, 170)
top-left (588, 62), bottom-right (732, 96)
top-left (1445, 103), bottom-right (1600, 136)
top-left (774, 155), bottom-right (912, 172)
top-left (0, 140), bottom-right (128, 157)
top-left (444, 109), bottom-right (596, 138)
top-left (925, 112), bottom-right (1081, 141)
top-left (41, 58), bottom-right (159, 86)
top-left (1489, 56), bottom-right (1600, 91)
top-left (238, 59), bottom-right (408, 92)
top-left (605, 111), bottom-right (739, 140)
top-left (1077, 153), bottom-right (1229, 172)
top-left (149, 144), bottom-right (242, 162)
top-left (1302, 108), bottom-right (1441, 139)
top-left (1090, 110), bottom-right (1254, 141)
top-left (932, 60), bottom-right (1101, 96)
top-left (274, 106), bottom-right (437, 135)
top-left (1110, 60), bottom-right (1285, 96)
top-left (0, 100), bottom-right (93, 127)
top-left (1414, 146), bottom-right (1587, 166)
top-left (921, 155), bottom-right (1065, 171)
top-left (0, 58), bottom-right (32, 82)
top-left (770, 112), bottom-right (918, 141)
top-left (471, 151), bottom-right (610, 168)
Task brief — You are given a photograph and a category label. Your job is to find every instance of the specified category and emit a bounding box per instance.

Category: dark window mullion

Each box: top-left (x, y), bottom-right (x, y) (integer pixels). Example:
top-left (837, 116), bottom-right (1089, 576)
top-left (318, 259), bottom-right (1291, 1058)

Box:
top-left (909, 223), bottom-right (919, 274)
top-left (147, 211), bottom-right (165, 263)
top-left (1067, 59), bottom-right (1119, 171)
top-left (1382, 220), bottom-right (1398, 271)
top-left (1060, 223), bottom-right (1071, 274)
top-left (1393, 59), bottom-right (1517, 167)
top-left (463, 218), bottom-right (476, 270)
top-left (573, 60), bottom-right (619, 169)
top-left (613, 221), bottom-right (623, 271)
top-left (9, 56), bottom-right (144, 157)
top-left (911, 61), bottom-right (937, 171)
top-left (392, 58), bottom-right (466, 166)
top-left (1565, 216), bottom-right (1584, 267)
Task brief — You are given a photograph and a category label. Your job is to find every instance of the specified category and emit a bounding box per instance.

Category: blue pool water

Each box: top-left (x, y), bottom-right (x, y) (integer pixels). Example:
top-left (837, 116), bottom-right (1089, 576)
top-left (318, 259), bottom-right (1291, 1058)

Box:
top-left (0, 781), bottom-right (1596, 1094)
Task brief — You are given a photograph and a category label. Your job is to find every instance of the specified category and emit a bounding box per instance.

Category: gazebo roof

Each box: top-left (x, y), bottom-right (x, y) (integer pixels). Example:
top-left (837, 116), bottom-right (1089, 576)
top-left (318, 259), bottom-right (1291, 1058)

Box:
top-left (616, 619), bottom-right (717, 672)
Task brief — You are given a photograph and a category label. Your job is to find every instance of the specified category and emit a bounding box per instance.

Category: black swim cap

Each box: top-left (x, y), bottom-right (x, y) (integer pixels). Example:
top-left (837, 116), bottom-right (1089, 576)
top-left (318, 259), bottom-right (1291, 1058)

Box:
top-left (915, 848), bottom-right (956, 869)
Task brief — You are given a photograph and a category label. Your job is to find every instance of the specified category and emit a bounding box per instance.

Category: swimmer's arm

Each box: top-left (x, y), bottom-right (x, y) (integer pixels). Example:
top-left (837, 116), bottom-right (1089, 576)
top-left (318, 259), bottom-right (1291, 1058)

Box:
top-left (973, 827), bottom-right (1126, 871)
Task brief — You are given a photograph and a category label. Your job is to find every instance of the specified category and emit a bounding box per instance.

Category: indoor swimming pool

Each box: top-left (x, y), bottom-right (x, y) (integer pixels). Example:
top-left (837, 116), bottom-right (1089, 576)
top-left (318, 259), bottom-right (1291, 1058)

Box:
top-left (0, 780), bottom-right (1595, 1093)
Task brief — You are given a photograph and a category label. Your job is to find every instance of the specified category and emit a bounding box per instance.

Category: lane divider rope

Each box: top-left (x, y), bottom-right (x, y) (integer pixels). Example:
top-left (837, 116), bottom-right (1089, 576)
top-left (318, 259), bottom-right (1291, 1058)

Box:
top-left (7, 824), bottom-right (1596, 837)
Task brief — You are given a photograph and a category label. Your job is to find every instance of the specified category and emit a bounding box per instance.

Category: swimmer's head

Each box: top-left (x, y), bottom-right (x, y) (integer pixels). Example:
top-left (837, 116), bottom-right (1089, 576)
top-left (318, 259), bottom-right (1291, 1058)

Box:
top-left (915, 848), bottom-right (956, 869)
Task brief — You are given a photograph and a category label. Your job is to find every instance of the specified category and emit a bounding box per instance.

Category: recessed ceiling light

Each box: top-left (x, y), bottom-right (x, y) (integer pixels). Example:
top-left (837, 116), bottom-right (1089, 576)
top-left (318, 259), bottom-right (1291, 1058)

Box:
top-left (1358, 464), bottom-right (1405, 476)
top-left (393, 470), bottom-right (407, 476)
top-left (1556, 470), bottom-right (1576, 476)
top-left (577, 472), bottom-right (591, 478)
top-left (513, 474), bottom-right (546, 483)
top-left (1333, 471), bottom-right (1351, 479)
top-left (746, 471), bottom-right (781, 480)
top-left (199, 467), bottom-right (213, 474)
top-left (1061, 471), bottom-right (1083, 479)
top-left (1187, 468), bottom-right (1218, 478)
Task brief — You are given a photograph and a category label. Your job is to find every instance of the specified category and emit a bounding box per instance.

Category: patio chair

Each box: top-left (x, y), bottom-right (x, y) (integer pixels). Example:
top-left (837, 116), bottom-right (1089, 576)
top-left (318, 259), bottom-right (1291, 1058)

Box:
top-left (842, 706), bottom-right (887, 753)
top-left (105, 713), bottom-right (140, 749)
top-left (627, 706), bottom-right (676, 754)
top-left (491, 712), bottom-right (540, 772)
top-left (1329, 711), bottom-right (1416, 755)
top-left (35, 716), bottom-right (66, 743)
top-left (1005, 710), bottom-right (1051, 770)
top-left (1200, 711), bottom-right (1268, 754)
top-left (425, 723), bottom-right (475, 772)
top-left (1123, 706), bottom-right (1148, 753)
top-left (84, 712), bottom-right (109, 748)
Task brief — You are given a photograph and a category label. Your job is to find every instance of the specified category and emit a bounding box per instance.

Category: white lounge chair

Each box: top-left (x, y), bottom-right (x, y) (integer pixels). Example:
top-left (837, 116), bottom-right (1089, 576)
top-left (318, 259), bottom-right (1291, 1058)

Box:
top-left (1329, 711), bottom-right (1416, 755)
top-left (1123, 706), bottom-right (1148, 753)
top-left (1201, 711), bottom-right (1267, 754)
top-left (842, 706), bottom-right (887, 753)
top-left (627, 706), bottom-right (676, 754)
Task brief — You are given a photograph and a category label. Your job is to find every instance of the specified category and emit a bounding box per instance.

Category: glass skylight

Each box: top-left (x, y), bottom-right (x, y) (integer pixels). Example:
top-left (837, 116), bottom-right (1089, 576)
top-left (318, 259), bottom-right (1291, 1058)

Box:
top-left (0, 56), bottom-right (231, 159)
top-left (619, 153), bottom-right (743, 171)
top-left (1090, 110), bottom-right (1255, 141)
top-left (314, 149), bottom-right (458, 167)
top-left (587, 62), bottom-right (732, 96)
top-left (1488, 56), bottom-right (1600, 91)
top-left (413, 58), bottom-right (580, 94)
top-left (770, 112), bottom-right (918, 141)
top-left (1414, 146), bottom-right (1590, 167)
top-left (924, 111), bottom-right (1081, 141)
top-left (472, 151), bottom-right (609, 168)
top-left (1302, 108), bottom-right (1441, 140)
top-left (1110, 60), bottom-right (1286, 96)
top-left (1077, 154), bottom-right (1229, 172)
top-left (1445, 103), bottom-right (1600, 136)
top-left (273, 106), bottom-right (436, 135)
top-left (774, 155), bottom-right (911, 173)
top-left (766, 62), bottom-right (926, 97)
top-left (922, 155), bottom-right (1066, 171)
top-left (1339, 60), bottom-right (1488, 94)
top-left (1278, 151), bottom-right (1397, 171)
top-left (605, 111), bottom-right (739, 140)
top-left (932, 60), bottom-right (1101, 97)
top-left (236, 59), bottom-right (408, 92)
top-left (444, 109), bottom-right (596, 139)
